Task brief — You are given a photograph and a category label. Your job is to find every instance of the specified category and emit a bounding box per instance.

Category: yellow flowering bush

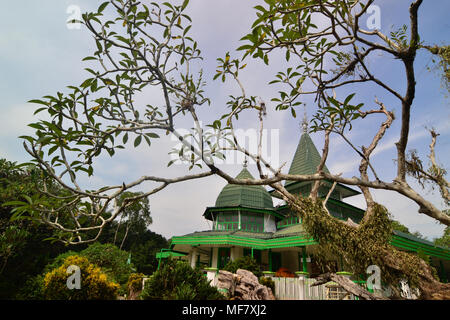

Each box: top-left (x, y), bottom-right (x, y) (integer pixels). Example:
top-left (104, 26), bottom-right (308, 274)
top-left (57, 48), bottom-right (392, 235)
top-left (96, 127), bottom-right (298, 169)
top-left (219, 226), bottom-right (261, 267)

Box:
top-left (43, 255), bottom-right (119, 300)
top-left (126, 273), bottom-right (146, 300)
top-left (127, 273), bottom-right (145, 292)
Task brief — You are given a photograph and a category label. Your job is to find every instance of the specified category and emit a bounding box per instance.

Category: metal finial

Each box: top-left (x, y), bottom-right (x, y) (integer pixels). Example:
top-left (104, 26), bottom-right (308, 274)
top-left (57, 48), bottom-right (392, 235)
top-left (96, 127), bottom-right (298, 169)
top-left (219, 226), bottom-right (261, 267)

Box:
top-left (243, 157), bottom-right (248, 168)
top-left (302, 106), bottom-right (308, 133)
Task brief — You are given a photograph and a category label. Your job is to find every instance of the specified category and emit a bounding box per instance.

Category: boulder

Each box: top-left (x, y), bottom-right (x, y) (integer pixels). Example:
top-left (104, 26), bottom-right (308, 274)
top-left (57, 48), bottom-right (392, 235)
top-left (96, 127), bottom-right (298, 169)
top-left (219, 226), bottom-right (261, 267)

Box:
top-left (217, 269), bottom-right (275, 300)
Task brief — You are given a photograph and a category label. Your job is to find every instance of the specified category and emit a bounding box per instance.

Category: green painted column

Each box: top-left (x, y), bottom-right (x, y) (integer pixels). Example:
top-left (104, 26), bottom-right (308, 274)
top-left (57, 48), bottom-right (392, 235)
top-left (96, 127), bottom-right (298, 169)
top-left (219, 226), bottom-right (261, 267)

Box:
top-left (209, 248), bottom-right (213, 267)
top-left (302, 246), bottom-right (308, 273)
top-left (251, 247), bottom-right (254, 259)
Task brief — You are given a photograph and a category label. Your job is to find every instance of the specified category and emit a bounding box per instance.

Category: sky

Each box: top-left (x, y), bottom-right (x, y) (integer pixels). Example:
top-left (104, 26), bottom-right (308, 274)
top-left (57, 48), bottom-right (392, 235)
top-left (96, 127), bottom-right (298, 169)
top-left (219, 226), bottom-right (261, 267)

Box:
top-left (1, 0), bottom-right (449, 242)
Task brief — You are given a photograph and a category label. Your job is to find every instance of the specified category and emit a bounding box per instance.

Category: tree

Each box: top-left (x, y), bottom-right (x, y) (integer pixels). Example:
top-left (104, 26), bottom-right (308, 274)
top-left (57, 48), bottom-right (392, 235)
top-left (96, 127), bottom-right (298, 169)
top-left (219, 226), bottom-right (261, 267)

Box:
top-left (112, 191), bottom-right (152, 250)
top-left (434, 227), bottom-right (450, 248)
top-left (0, 159), bottom-right (71, 298)
top-left (16, 0), bottom-right (449, 299)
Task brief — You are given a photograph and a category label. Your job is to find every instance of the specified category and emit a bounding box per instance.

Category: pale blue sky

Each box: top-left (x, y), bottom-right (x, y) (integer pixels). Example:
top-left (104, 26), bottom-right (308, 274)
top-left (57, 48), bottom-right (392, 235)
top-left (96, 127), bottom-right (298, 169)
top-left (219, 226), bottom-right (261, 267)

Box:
top-left (1, 0), bottom-right (449, 240)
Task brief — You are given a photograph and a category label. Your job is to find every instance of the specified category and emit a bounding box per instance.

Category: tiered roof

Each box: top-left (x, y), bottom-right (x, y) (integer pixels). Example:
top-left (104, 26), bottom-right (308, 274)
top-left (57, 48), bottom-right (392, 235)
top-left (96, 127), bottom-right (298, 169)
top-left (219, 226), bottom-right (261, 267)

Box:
top-left (214, 167), bottom-right (274, 209)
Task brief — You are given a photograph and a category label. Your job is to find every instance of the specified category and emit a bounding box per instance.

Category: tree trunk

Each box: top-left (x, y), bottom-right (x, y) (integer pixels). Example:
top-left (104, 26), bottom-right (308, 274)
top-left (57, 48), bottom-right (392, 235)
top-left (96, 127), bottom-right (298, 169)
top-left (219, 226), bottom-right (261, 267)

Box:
top-left (119, 222), bottom-right (130, 250)
top-left (113, 216), bottom-right (123, 245)
top-left (381, 248), bottom-right (450, 300)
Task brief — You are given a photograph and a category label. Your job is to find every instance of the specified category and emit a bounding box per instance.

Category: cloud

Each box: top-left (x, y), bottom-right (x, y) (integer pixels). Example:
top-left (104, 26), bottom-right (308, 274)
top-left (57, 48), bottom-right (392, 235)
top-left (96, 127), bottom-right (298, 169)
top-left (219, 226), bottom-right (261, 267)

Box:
top-left (0, 0), bottom-right (448, 243)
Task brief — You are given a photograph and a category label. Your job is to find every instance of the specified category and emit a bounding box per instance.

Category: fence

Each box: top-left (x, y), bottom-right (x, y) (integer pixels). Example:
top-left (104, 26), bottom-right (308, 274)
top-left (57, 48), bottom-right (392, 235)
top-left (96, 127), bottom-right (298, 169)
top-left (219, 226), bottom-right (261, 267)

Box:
top-left (272, 277), bottom-right (329, 300)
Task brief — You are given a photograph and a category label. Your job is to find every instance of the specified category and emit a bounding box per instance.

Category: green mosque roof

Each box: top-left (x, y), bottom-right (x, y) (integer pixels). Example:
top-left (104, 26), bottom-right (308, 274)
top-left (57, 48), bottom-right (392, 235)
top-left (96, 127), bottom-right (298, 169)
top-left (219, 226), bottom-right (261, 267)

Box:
top-left (214, 167), bottom-right (274, 209)
top-left (285, 132), bottom-right (329, 186)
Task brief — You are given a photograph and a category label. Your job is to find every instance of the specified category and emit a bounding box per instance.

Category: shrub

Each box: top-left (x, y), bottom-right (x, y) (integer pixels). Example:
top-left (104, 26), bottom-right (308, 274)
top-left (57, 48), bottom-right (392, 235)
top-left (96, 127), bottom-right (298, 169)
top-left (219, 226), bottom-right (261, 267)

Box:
top-left (127, 273), bottom-right (146, 292)
top-left (140, 259), bottom-right (224, 300)
top-left (44, 243), bottom-right (134, 296)
top-left (127, 272), bottom-right (147, 299)
top-left (223, 256), bottom-right (262, 278)
top-left (259, 276), bottom-right (275, 293)
top-left (43, 255), bottom-right (119, 300)
top-left (275, 267), bottom-right (295, 278)
top-left (16, 275), bottom-right (45, 300)
top-left (80, 243), bottom-right (134, 290)
top-left (43, 250), bottom-right (80, 274)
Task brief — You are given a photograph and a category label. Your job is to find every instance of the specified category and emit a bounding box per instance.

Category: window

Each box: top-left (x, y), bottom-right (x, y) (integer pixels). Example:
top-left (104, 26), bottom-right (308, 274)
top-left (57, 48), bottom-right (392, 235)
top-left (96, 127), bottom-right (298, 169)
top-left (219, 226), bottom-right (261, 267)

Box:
top-left (214, 212), bottom-right (239, 231)
top-left (241, 212), bottom-right (264, 232)
top-left (276, 216), bottom-right (300, 228)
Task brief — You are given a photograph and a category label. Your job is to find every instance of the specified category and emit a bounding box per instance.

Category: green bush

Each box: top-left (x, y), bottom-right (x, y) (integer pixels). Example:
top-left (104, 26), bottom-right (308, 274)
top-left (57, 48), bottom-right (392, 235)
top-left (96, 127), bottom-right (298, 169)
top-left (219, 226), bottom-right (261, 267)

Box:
top-left (80, 243), bottom-right (134, 287)
top-left (223, 256), bottom-right (262, 278)
top-left (259, 276), bottom-right (275, 293)
top-left (43, 250), bottom-right (80, 274)
top-left (44, 243), bottom-right (134, 295)
top-left (43, 255), bottom-right (119, 300)
top-left (16, 275), bottom-right (45, 300)
top-left (140, 259), bottom-right (224, 300)
top-left (127, 273), bottom-right (145, 292)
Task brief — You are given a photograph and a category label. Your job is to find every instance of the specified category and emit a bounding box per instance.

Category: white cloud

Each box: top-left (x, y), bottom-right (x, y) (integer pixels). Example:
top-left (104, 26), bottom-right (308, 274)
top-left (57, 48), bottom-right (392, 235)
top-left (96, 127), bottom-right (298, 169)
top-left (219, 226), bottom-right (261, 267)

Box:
top-left (1, 0), bottom-right (448, 243)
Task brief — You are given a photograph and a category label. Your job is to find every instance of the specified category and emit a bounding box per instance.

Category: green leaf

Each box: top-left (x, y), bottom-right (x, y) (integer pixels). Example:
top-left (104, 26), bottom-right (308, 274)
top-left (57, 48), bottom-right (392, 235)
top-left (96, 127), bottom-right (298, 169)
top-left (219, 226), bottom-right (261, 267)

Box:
top-left (28, 123), bottom-right (45, 130)
top-left (82, 56), bottom-right (98, 61)
top-left (134, 135), bottom-right (142, 147)
top-left (344, 93), bottom-right (356, 106)
top-left (28, 99), bottom-right (48, 106)
top-left (98, 1), bottom-right (109, 13)
top-left (146, 132), bottom-right (160, 138)
top-left (167, 159), bottom-right (176, 167)
top-left (291, 107), bottom-right (296, 118)
top-left (123, 133), bottom-right (129, 144)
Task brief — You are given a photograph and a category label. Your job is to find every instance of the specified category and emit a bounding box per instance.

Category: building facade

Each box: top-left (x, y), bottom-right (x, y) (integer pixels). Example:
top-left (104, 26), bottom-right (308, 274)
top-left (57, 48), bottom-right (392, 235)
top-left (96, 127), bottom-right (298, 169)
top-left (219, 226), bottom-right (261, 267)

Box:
top-left (157, 131), bottom-right (450, 292)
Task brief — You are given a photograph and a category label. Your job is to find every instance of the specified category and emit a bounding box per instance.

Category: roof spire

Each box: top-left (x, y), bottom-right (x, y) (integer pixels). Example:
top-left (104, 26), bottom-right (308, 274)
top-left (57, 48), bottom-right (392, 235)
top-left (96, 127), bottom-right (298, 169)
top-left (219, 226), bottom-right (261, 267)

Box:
top-left (243, 156), bottom-right (248, 168)
top-left (302, 106), bottom-right (308, 133)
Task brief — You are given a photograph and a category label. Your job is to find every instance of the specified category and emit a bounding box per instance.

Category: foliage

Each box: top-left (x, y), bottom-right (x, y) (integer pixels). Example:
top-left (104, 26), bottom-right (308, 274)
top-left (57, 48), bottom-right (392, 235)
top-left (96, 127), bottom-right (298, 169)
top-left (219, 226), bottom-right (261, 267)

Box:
top-left (259, 276), bottom-right (275, 293)
top-left (0, 157), bottom-right (166, 299)
top-left (80, 243), bottom-right (134, 288)
top-left (127, 238), bottom-right (167, 275)
top-left (434, 227), bottom-right (450, 248)
top-left (291, 197), bottom-right (430, 290)
top-left (390, 220), bottom-right (411, 234)
top-left (95, 219), bottom-right (169, 275)
top-left (127, 272), bottom-right (145, 293)
top-left (5, 0), bottom-right (448, 299)
top-left (15, 275), bottom-right (45, 300)
top-left (425, 45), bottom-right (450, 94)
top-left (140, 259), bottom-right (224, 300)
top-left (43, 255), bottom-right (119, 300)
top-left (45, 243), bottom-right (134, 296)
top-left (17, 0), bottom-right (215, 244)
top-left (113, 191), bottom-right (152, 249)
top-left (223, 256), bottom-right (262, 278)
top-left (0, 158), bottom-right (70, 298)
top-left (43, 250), bottom-right (80, 274)
top-left (275, 267), bottom-right (295, 278)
